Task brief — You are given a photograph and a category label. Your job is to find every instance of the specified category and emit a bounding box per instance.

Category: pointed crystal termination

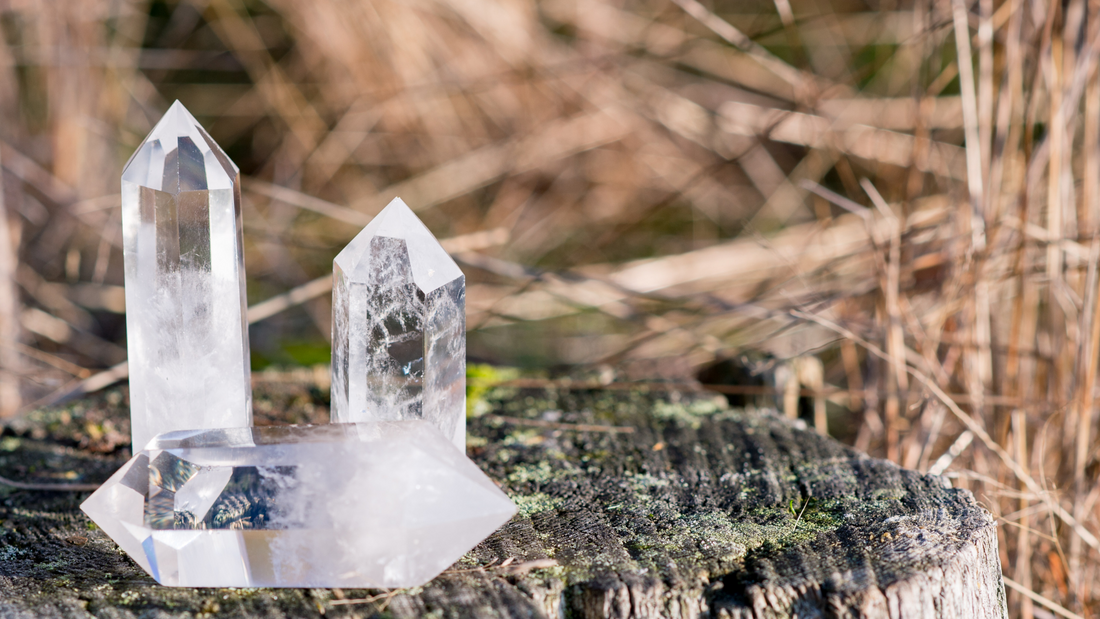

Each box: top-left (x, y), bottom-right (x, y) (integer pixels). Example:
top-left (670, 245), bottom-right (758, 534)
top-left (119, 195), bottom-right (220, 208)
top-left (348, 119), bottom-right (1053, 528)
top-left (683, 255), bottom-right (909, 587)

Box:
top-left (80, 422), bottom-right (516, 588)
top-left (331, 198), bottom-right (466, 449)
top-left (121, 101), bottom-right (251, 450)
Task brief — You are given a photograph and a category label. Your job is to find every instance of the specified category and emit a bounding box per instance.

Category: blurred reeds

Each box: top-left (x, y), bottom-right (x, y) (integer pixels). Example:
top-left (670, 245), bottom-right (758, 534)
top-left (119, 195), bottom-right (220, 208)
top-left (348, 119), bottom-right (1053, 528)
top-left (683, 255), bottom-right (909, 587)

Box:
top-left (0, 0), bottom-right (1097, 615)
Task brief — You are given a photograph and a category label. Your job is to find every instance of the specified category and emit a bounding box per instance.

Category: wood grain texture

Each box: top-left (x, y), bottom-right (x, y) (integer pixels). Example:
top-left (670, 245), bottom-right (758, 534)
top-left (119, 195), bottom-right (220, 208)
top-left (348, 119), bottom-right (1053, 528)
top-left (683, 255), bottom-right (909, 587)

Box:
top-left (0, 373), bottom-right (1006, 618)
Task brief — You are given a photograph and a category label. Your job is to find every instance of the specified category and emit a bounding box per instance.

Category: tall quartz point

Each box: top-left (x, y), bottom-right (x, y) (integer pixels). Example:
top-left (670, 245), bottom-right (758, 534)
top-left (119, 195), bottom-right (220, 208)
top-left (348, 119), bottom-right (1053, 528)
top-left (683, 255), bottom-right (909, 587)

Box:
top-left (331, 198), bottom-right (466, 449)
top-left (121, 101), bottom-right (251, 450)
top-left (80, 422), bottom-right (516, 588)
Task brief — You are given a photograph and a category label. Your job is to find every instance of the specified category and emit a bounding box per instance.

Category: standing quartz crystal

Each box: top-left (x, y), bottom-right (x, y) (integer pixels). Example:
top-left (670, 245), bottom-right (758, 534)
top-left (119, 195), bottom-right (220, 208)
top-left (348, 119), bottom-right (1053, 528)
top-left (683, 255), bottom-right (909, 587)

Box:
top-left (121, 101), bottom-right (251, 450)
top-left (331, 198), bottom-right (466, 449)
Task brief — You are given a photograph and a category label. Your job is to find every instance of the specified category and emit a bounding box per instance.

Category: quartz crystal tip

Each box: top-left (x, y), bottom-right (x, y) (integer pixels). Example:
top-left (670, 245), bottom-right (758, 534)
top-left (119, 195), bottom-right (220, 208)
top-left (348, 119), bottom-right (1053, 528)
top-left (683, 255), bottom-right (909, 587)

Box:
top-left (80, 422), bottom-right (517, 588)
top-left (331, 198), bottom-right (467, 450)
top-left (121, 100), bottom-right (251, 451)
top-left (123, 100), bottom-right (239, 193)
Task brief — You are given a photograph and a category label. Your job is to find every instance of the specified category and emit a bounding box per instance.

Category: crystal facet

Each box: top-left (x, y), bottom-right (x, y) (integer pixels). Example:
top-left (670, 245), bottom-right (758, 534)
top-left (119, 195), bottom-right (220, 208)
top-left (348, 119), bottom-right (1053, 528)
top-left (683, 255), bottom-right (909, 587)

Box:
top-left (331, 198), bottom-right (466, 449)
top-left (121, 101), bottom-right (251, 450)
top-left (80, 422), bottom-right (516, 588)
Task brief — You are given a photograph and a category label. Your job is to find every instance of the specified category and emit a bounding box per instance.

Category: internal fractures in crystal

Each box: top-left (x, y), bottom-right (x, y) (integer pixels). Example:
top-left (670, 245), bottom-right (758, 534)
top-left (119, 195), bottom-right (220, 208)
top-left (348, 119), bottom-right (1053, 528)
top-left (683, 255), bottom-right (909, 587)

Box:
top-left (121, 101), bottom-right (251, 450)
top-left (80, 423), bottom-right (516, 588)
top-left (331, 198), bottom-right (466, 449)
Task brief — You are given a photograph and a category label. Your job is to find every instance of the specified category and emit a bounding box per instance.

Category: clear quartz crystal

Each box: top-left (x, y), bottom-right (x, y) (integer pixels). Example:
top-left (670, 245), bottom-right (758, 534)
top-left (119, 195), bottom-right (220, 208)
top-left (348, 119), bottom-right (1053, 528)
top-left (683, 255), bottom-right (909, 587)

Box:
top-left (121, 101), bottom-right (251, 450)
top-left (80, 422), bottom-right (516, 588)
top-left (331, 198), bottom-right (466, 449)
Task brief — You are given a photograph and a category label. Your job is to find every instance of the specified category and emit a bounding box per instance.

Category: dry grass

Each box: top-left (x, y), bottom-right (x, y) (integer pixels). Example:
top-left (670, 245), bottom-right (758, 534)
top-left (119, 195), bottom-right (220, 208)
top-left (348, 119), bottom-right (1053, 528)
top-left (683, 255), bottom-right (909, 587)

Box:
top-left (0, 0), bottom-right (1097, 615)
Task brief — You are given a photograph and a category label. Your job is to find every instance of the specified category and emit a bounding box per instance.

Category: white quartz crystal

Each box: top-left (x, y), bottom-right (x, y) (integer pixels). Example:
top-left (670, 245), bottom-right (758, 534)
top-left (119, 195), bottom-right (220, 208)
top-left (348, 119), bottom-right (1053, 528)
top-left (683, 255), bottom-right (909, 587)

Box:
top-left (121, 101), bottom-right (251, 450)
top-left (331, 198), bottom-right (466, 449)
top-left (80, 422), bottom-right (516, 588)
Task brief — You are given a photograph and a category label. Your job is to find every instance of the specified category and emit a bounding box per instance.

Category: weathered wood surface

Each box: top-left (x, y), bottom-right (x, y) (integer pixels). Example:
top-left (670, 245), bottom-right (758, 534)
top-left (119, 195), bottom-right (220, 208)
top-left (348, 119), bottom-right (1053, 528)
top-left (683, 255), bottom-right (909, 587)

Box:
top-left (0, 371), bottom-right (1005, 618)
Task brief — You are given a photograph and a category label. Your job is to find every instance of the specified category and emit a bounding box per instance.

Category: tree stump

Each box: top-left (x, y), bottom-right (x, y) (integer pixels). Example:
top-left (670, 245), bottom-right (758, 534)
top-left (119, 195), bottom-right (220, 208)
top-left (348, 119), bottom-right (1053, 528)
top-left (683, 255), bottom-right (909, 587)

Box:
top-left (0, 371), bottom-right (1006, 618)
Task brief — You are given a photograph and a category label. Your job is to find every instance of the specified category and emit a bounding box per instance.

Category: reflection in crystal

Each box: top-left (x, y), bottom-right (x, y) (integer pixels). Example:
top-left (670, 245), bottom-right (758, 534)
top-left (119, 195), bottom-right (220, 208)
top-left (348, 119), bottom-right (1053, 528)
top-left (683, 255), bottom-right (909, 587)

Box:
top-left (145, 455), bottom-right (298, 531)
top-left (81, 422), bottom-right (516, 588)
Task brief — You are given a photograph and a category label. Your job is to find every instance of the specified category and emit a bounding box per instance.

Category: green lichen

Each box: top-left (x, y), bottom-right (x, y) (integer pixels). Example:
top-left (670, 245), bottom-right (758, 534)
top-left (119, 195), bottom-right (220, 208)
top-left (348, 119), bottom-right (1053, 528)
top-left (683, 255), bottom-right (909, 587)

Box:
top-left (618, 499), bottom-right (848, 578)
top-left (871, 487), bottom-right (907, 501)
top-left (649, 396), bottom-right (729, 428)
top-left (511, 493), bottom-right (565, 518)
top-left (501, 428), bottom-right (544, 447)
top-left (507, 461), bottom-right (558, 485)
top-left (626, 472), bottom-right (670, 493)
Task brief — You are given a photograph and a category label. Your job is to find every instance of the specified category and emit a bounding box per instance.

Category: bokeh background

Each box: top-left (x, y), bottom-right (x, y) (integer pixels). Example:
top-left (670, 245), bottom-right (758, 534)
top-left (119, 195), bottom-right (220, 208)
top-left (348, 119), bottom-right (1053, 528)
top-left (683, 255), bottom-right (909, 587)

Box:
top-left (0, 0), bottom-right (1096, 615)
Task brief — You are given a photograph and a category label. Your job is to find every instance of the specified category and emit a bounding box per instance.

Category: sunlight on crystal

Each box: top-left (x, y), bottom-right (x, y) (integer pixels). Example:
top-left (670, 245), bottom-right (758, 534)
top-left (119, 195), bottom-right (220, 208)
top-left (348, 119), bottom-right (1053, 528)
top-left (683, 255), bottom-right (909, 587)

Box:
top-left (121, 101), bottom-right (251, 450)
top-left (81, 422), bottom-right (516, 588)
top-left (331, 198), bottom-right (466, 449)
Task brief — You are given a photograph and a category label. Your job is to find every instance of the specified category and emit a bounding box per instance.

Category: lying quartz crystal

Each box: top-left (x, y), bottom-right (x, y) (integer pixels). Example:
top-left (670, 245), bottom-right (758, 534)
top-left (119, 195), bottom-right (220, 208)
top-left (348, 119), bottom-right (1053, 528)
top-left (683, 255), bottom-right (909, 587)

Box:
top-left (80, 421), bottom-right (515, 588)
top-left (121, 101), bottom-right (251, 450)
top-left (331, 198), bottom-right (466, 449)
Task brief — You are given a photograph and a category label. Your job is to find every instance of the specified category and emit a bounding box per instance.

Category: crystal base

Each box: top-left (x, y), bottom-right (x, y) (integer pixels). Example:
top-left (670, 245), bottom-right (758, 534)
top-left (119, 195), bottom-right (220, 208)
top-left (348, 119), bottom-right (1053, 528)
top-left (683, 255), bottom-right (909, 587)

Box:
top-left (81, 422), bottom-right (516, 588)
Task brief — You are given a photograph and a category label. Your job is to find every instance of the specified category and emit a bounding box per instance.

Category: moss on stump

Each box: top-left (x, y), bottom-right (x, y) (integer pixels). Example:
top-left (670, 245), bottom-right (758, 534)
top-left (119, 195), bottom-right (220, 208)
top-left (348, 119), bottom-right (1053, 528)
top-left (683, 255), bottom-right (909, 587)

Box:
top-left (0, 370), bottom-right (1005, 618)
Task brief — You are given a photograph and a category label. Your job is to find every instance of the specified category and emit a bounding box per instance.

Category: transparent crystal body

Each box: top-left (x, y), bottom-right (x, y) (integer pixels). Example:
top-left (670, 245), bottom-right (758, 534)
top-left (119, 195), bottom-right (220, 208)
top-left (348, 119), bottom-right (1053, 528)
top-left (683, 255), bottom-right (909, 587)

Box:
top-left (80, 422), bottom-right (515, 588)
top-left (121, 101), bottom-right (251, 450)
top-left (331, 198), bottom-right (466, 449)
